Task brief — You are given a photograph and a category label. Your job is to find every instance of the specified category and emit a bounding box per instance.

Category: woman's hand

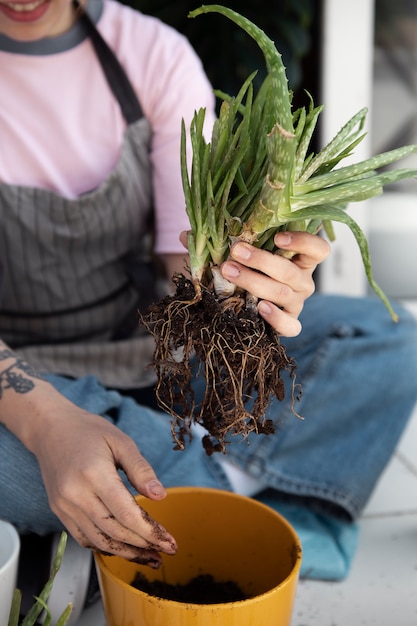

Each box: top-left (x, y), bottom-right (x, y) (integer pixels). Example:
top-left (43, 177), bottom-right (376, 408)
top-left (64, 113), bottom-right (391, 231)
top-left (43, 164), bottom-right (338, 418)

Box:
top-left (30, 404), bottom-right (177, 567)
top-left (221, 231), bottom-right (330, 337)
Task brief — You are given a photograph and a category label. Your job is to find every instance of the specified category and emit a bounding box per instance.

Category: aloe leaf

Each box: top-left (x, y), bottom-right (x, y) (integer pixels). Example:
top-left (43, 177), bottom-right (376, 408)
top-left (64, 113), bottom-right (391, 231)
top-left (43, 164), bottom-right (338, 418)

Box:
top-left (278, 205), bottom-right (398, 321)
top-left (32, 597), bottom-right (51, 626)
top-left (299, 108), bottom-right (368, 182)
top-left (210, 104), bottom-right (230, 170)
top-left (373, 167), bottom-right (417, 187)
top-left (189, 4), bottom-right (294, 133)
top-left (293, 168), bottom-right (417, 212)
top-left (29, 598), bottom-right (73, 626)
top-left (8, 589), bottom-right (22, 626)
top-left (297, 145), bottom-right (417, 194)
top-left (180, 119), bottom-right (194, 228)
top-left (323, 219), bottom-right (336, 241)
top-left (20, 532), bottom-right (70, 626)
top-left (189, 111), bottom-right (206, 233)
top-left (292, 181), bottom-right (383, 211)
top-left (318, 134), bottom-right (368, 175)
top-left (212, 100), bottom-right (251, 193)
top-left (55, 605), bottom-right (73, 626)
top-left (294, 101), bottom-right (324, 180)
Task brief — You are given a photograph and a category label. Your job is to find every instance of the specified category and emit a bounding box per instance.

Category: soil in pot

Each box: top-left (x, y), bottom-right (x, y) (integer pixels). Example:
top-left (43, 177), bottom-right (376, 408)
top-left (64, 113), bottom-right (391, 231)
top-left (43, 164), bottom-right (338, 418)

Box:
top-left (131, 572), bottom-right (248, 604)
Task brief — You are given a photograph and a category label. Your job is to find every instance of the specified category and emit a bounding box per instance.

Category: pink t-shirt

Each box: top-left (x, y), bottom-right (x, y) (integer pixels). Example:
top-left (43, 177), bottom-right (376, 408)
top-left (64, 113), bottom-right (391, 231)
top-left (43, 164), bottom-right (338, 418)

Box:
top-left (0, 0), bottom-right (216, 253)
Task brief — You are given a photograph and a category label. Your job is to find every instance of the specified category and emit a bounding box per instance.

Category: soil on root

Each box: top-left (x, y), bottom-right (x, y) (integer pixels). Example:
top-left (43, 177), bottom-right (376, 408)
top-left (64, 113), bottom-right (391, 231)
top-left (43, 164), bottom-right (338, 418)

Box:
top-left (140, 273), bottom-right (299, 454)
top-left (131, 572), bottom-right (247, 604)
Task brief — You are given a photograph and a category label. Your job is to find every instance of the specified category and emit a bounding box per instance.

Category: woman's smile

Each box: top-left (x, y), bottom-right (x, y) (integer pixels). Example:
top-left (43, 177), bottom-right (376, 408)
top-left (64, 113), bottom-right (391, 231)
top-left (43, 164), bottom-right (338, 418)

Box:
top-left (0, 0), bottom-right (50, 24)
top-left (0, 0), bottom-right (80, 39)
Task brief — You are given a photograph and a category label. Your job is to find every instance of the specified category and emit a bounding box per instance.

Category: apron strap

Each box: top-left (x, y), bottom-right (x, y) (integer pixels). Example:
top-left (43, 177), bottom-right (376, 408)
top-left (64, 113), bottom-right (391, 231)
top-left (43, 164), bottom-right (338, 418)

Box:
top-left (73, 0), bottom-right (143, 124)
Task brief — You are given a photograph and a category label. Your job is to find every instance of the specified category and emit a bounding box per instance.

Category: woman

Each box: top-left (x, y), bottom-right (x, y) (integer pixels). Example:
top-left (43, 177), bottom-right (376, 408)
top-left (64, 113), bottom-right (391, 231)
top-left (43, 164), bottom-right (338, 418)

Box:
top-left (1, 0), bottom-right (416, 577)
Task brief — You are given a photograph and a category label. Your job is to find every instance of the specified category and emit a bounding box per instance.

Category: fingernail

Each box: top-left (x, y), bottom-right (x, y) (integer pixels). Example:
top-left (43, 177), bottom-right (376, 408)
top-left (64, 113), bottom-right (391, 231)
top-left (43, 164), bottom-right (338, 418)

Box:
top-left (221, 262), bottom-right (240, 279)
top-left (232, 243), bottom-right (251, 261)
top-left (131, 553), bottom-right (162, 569)
top-left (275, 232), bottom-right (292, 246)
top-left (147, 480), bottom-right (165, 497)
top-left (160, 538), bottom-right (177, 554)
top-left (258, 300), bottom-right (273, 316)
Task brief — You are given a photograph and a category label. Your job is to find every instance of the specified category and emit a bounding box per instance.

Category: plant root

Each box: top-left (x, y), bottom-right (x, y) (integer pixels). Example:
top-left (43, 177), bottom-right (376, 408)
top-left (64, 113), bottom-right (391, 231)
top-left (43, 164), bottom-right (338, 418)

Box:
top-left (140, 274), bottom-right (299, 454)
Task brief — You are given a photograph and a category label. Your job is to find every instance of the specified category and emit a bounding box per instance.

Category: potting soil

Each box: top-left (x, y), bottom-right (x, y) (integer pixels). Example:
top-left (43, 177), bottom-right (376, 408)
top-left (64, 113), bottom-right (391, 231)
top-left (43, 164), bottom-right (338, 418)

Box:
top-left (131, 572), bottom-right (247, 604)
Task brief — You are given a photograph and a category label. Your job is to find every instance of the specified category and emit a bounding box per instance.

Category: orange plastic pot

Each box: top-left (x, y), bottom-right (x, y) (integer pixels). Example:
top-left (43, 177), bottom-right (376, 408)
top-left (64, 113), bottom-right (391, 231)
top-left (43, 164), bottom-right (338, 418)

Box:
top-left (95, 487), bottom-right (302, 626)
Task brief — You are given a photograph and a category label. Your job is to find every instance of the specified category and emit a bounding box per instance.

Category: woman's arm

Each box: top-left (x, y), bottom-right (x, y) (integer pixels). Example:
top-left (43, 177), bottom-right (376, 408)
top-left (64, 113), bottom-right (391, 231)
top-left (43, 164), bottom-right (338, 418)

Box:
top-left (0, 342), bottom-right (176, 566)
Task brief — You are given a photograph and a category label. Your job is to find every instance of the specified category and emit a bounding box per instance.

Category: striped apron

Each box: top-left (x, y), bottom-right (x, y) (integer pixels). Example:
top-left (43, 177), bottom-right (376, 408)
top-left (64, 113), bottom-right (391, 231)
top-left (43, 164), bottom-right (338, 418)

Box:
top-left (0, 4), bottom-right (159, 389)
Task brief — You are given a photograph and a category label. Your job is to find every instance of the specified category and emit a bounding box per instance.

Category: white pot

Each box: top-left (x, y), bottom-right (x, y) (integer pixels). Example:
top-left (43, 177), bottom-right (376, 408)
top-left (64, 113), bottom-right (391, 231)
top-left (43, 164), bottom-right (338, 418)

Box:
top-left (0, 521), bottom-right (20, 626)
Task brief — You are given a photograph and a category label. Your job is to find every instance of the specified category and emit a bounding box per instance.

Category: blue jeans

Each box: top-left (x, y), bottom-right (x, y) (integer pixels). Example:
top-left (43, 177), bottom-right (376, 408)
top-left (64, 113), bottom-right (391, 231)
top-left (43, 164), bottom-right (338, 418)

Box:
top-left (1, 294), bottom-right (417, 534)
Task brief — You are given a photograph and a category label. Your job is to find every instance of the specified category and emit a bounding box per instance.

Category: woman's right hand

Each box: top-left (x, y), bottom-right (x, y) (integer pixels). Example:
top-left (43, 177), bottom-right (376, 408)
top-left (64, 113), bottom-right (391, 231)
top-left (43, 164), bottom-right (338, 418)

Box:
top-left (0, 343), bottom-right (176, 566)
top-left (29, 403), bottom-right (177, 567)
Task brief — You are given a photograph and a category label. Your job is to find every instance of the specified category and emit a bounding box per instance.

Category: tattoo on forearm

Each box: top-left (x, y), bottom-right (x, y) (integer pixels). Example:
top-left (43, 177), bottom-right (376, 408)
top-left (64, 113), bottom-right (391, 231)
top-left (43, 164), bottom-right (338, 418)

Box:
top-left (0, 349), bottom-right (43, 398)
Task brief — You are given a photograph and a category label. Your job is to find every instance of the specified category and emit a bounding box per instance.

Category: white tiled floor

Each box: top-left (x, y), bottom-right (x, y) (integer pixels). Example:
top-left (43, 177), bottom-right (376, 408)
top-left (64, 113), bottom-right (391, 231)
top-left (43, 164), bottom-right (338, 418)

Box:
top-left (75, 300), bottom-right (417, 626)
top-left (291, 405), bottom-right (417, 626)
top-left (75, 403), bottom-right (417, 626)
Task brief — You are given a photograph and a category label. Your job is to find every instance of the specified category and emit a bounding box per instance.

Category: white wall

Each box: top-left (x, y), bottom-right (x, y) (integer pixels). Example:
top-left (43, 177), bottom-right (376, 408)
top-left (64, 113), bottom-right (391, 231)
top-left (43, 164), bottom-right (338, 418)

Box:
top-left (318, 0), bottom-right (375, 296)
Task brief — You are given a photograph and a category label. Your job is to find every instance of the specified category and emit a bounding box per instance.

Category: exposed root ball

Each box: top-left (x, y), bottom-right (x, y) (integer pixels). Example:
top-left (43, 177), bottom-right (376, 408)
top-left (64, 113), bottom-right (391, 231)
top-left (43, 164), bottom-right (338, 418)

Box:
top-left (141, 274), bottom-right (298, 454)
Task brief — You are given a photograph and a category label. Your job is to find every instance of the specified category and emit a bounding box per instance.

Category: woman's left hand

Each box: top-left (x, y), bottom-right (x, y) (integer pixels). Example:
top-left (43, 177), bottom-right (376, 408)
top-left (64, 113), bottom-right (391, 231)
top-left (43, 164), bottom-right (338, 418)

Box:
top-left (220, 231), bottom-right (330, 337)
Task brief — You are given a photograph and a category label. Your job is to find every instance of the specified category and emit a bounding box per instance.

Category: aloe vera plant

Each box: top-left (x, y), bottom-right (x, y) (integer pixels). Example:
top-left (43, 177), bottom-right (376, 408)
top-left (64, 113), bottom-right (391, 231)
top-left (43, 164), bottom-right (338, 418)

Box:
top-left (8, 532), bottom-right (72, 626)
top-left (184, 5), bottom-right (417, 320)
top-left (142, 5), bottom-right (417, 453)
